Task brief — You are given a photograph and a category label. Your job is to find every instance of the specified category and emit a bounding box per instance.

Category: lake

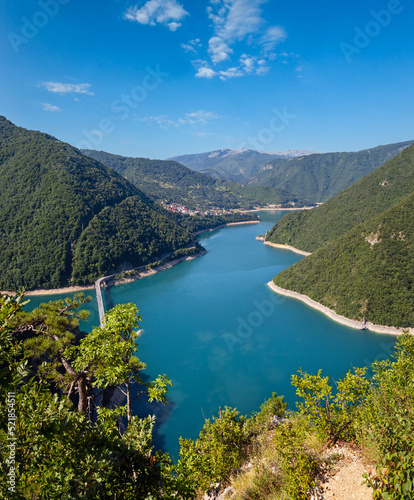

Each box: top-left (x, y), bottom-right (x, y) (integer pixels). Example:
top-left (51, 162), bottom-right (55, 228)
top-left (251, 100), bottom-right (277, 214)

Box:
top-left (27, 211), bottom-right (397, 459)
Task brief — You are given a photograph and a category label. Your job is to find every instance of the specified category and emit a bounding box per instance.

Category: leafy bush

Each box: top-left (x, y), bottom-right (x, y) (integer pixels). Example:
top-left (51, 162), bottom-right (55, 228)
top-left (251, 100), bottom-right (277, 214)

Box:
top-left (177, 407), bottom-right (249, 493)
top-left (361, 333), bottom-right (414, 499)
top-left (292, 367), bottom-right (370, 445)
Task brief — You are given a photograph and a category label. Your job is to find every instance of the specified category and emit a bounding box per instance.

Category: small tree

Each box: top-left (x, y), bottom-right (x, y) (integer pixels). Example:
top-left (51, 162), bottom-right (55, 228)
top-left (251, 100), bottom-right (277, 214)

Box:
top-left (20, 297), bottom-right (171, 419)
top-left (0, 293), bottom-right (184, 499)
top-left (72, 303), bottom-right (172, 421)
top-left (292, 366), bottom-right (370, 446)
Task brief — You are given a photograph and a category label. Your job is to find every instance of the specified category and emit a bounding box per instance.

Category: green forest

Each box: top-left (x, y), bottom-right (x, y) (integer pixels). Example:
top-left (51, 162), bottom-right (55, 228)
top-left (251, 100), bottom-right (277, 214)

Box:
top-left (1, 293), bottom-right (413, 499)
top-left (266, 143), bottom-right (414, 253)
top-left (266, 144), bottom-right (414, 328)
top-left (273, 192), bottom-right (414, 327)
top-left (252, 140), bottom-right (413, 202)
top-left (0, 117), bottom-right (259, 291)
top-left (82, 149), bottom-right (304, 210)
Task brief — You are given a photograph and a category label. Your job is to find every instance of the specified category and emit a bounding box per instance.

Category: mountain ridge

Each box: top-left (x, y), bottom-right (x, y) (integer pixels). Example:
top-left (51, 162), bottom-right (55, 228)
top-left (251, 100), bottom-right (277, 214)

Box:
top-left (168, 148), bottom-right (317, 184)
top-left (251, 140), bottom-right (414, 202)
top-left (82, 149), bottom-right (306, 210)
top-left (265, 143), bottom-right (414, 252)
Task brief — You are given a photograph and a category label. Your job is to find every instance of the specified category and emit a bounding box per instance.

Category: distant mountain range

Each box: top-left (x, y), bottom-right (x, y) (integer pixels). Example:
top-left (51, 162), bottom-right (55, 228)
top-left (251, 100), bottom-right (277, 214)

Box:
top-left (169, 148), bottom-right (318, 184)
top-left (171, 142), bottom-right (413, 203)
top-left (83, 150), bottom-right (306, 210)
top-left (250, 141), bottom-right (414, 202)
top-left (268, 143), bottom-right (414, 327)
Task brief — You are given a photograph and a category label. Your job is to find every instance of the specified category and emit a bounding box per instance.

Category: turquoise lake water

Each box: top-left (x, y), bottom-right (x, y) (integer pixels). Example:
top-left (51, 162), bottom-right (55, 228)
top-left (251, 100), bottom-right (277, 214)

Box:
top-left (27, 211), bottom-right (397, 459)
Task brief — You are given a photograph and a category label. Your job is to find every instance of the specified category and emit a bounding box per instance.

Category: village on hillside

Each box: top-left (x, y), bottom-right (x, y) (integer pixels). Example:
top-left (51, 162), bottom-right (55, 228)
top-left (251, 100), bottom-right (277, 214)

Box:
top-left (161, 201), bottom-right (233, 217)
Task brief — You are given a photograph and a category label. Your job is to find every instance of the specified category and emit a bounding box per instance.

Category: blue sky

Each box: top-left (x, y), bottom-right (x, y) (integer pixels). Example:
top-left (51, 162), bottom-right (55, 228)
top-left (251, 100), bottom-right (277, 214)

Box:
top-left (1, 0), bottom-right (413, 159)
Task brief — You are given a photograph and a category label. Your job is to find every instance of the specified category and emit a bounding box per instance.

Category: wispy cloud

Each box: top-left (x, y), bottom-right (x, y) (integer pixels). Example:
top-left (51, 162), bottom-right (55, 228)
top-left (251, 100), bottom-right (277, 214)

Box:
top-left (124, 0), bottom-right (189, 31)
top-left (180, 38), bottom-right (202, 53)
top-left (39, 82), bottom-right (94, 95)
top-left (261, 25), bottom-right (287, 52)
top-left (218, 67), bottom-right (244, 81)
top-left (185, 110), bottom-right (219, 125)
top-left (194, 53), bottom-right (270, 80)
top-left (42, 103), bottom-right (61, 112)
top-left (207, 0), bottom-right (264, 63)
top-left (136, 110), bottom-right (220, 128)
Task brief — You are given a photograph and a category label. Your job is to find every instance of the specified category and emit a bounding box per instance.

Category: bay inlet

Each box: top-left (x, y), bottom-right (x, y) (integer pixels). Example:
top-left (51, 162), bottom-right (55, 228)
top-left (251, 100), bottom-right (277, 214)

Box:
top-left (25, 211), bottom-right (396, 458)
top-left (106, 211), bottom-right (396, 457)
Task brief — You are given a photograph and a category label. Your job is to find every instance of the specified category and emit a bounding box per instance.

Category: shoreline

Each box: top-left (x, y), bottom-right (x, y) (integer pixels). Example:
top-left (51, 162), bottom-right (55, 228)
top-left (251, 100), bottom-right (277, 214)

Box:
top-left (1, 284), bottom-right (95, 297)
top-left (258, 238), bottom-right (312, 257)
top-left (1, 250), bottom-right (208, 298)
top-left (102, 250), bottom-right (208, 288)
top-left (194, 219), bottom-right (260, 236)
top-left (267, 281), bottom-right (414, 336)
top-left (249, 205), bottom-right (317, 212)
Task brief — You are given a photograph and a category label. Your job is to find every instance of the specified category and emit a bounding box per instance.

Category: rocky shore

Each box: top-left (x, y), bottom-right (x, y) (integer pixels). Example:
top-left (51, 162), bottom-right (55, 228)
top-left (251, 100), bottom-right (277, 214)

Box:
top-left (256, 237), bottom-right (312, 257)
top-left (268, 281), bottom-right (414, 336)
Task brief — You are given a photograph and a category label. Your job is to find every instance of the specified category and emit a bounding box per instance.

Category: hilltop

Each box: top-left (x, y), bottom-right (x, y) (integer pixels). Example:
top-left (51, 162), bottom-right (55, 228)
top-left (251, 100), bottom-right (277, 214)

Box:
top-left (0, 117), bottom-right (194, 290)
top-left (82, 149), bottom-right (304, 210)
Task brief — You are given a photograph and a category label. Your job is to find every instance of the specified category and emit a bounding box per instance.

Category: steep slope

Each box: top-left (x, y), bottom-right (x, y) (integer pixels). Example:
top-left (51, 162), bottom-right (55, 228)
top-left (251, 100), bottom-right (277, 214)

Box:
top-left (273, 191), bottom-right (414, 327)
top-left (252, 140), bottom-right (413, 202)
top-left (82, 149), bottom-right (305, 209)
top-left (169, 148), bottom-right (316, 184)
top-left (266, 143), bottom-right (414, 253)
top-left (0, 117), bottom-right (193, 290)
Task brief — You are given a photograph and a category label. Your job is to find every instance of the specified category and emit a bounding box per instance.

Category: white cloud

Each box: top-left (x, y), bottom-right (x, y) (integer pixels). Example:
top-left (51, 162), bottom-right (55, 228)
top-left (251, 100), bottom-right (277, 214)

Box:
top-left (124, 0), bottom-right (188, 31)
top-left (136, 115), bottom-right (180, 128)
top-left (42, 103), bottom-right (61, 112)
top-left (255, 64), bottom-right (270, 75)
top-left (136, 110), bottom-right (220, 128)
top-left (181, 38), bottom-right (202, 53)
top-left (195, 67), bottom-right (218, 78)
top-left (187, 1), bottom-right (288, 80)
top-left (219, 67), bottom-right (244, 81)
top-left (185, 110), bottom-right (219, 124)
top-left (207, 0), bottom-right (266, 63)
top-left (240, 54), bottom-right (255, 72)
top-left (39, 82), bottom-right (94, 95)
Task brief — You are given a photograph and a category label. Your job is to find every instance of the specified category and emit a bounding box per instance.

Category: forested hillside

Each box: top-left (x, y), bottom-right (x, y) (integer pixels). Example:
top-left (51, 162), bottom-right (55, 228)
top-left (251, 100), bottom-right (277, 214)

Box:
top-left (266, 143), bottom-right (414, 253)
top-left (0, 117), bottom-right (193, 290)
top-left (82, 149), bottom-right (303, 209)
top-left (250, 140), bottom-right (413, 202)
top-left (273, 191), bottom-right (414, 327)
